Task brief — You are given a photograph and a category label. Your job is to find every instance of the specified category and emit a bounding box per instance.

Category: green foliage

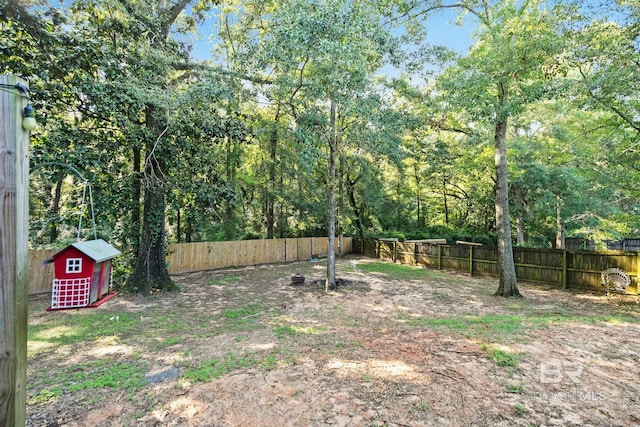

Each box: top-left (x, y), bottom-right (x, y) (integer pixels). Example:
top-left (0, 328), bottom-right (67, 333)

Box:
top-left (3, 0), bottom-right (639, 268)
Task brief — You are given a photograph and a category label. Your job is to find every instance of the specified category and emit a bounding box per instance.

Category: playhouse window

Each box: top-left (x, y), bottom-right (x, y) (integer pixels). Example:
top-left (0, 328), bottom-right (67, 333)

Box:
top-left (66, 258), bottom-right (83, 273)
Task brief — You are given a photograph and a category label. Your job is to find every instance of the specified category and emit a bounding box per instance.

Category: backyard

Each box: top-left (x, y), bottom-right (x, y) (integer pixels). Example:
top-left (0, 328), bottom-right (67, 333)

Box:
top-left (26, 256), bottom-right (640, 427)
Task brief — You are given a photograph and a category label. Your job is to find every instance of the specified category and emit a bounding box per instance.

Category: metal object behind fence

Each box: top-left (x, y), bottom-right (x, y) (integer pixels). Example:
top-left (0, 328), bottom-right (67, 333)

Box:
top-left (601, 268), bottom-right (631, 297)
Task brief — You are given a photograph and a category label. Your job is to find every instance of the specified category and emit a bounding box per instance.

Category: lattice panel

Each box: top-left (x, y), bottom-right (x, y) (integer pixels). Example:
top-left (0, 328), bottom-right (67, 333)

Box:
top-left (51, 277), bottom-right (91, 309)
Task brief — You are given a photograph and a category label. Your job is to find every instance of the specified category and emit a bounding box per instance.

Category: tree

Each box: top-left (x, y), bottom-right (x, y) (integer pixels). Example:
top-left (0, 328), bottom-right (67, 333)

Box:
top-left (3, 0), bottom-right (241, 293)
top-left (431, 0), bottom-right (566, 296)
top-left (220, 0), bottom-right (400, 289)
top-left (566, 1), bottom-right (640, 238)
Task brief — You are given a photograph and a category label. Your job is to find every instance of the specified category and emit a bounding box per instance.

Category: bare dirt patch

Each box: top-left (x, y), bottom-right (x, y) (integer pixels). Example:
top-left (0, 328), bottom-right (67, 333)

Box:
top-left (27, 256), bottom-right (640, 426)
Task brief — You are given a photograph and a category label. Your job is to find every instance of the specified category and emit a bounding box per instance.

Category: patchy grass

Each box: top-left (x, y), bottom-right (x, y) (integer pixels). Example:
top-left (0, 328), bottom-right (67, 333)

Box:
top-left (399, 311), bottom-right (640, 344)
top-left (223, 303), bottom-right (263, 319)
top-left (482, 344), bottom-right (520, 367)
top-left (26, 257), bottom-right (640, 427)
top-left (399, 313), bottom-right (527, 342)
top-left (28, 312), bottom-right (139, 357)
top-left (182, 352), bottom-right (278, 383)
top-left (274, 324), bottom-right (319, 338)
top-left (208, 276), bottom-right (241, 286)
top-left (505, 380), bottom-right (525, 394)
top-left (28, 360), bottom-right (147, 406)
top-left (357, 262), bottom-right (446, 281)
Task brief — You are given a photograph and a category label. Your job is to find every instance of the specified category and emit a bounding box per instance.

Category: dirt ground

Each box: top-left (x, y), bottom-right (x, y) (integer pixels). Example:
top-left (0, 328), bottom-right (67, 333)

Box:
top-left (26, 256), bottom-right (640, 427)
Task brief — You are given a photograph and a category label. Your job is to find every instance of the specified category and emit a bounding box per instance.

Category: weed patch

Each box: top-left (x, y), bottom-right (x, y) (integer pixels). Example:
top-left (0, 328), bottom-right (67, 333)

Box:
top-left (28, 313), bottom-right (140, 357)
top-left (482, 344), bottom-right (520, 367)
top-left (357, 262), bottom-right (442, 281)
top-left (400, 311), bottom-right (640, 343)
top-left (183, 352), bottom-right (277, 382)
top-left (400, 313), bottom-right (526, 342)
top-left (208, 276), bottom-right (241, 286)
top-left (223, 303), bottom-right (262, 319)
top-left (274, 324), bottom-right (318, 338)
top-left (29, 359), bottom-right (147, 406)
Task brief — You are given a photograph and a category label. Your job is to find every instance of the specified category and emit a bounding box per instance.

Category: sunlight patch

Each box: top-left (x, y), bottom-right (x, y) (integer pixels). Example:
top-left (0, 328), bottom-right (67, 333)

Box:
top-left (32, 325), bottom-right (77, 340)
top-left (327, 358), bottom-right (417, 380)
top-left (87, 343), bottom-right (134, 358)
top-left (246, 342), bottom-right (276, 351)
top-left (27, 340), bottom-right (55, 356)
top-left (168, 396), bottom-right (204, 418)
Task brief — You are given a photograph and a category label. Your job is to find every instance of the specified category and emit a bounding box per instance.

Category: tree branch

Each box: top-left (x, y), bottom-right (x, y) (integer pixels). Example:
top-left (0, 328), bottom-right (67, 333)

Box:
top-left (160, 0), bottom-right (195, 37)
top-left (172, 61), bottom-right (275, 85)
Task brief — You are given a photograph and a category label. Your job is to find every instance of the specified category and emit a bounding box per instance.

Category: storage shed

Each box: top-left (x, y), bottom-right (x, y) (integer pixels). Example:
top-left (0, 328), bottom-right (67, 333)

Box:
top-left (47, 239), bottom-right (121, 309)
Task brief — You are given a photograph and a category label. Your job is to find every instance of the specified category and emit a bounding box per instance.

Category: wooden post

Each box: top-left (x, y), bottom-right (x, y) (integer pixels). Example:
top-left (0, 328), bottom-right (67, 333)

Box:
top-left (634, 251), bottom-right (640, 296)
top-left (469, 246), bottom-right (474, 276)
top-left (438, 245), bottom-right (442, 270)
top-left (562, 249), bottom-right (568, 289)
top-left (0, 75), bottom-right (30, 426)
top-left (284, 238), bottom-right (287, 263)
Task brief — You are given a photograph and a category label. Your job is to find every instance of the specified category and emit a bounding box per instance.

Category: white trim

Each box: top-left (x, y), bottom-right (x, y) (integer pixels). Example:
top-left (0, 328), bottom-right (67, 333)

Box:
top-left (65, 257), bottom-right (83, 273)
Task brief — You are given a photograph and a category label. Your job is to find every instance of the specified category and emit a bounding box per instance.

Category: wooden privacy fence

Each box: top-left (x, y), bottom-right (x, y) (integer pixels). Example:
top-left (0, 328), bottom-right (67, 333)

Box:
top-left (354, 239), bottom-right (639, 295)
top-left (28, 237), bottom-right (352, 295)
top-left (166, 237), bottom-right (351, 274)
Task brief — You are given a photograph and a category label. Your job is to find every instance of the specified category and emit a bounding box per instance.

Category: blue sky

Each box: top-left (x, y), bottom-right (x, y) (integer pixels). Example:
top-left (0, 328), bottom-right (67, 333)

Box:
top-left (184, 5), bottom-right (478, 65)
top-left (419, 7), bottom-right (478, 54)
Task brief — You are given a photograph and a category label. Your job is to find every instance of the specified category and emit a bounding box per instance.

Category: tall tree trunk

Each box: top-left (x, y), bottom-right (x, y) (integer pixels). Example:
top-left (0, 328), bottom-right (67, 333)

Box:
top-left (125, 105), bottom-right (175, 293)
top-left (224, 135), bottom-right (237, 240)
top-left (337, 149), bottom-right (344, 258)
top-left (123, 0), bottom-right (192, 293)
top-left (278, 147), bottom-right (285, 238)
top-left (278, 205), bottom-right (285, 238)
top-left (555, 195), bottom-right (565, 249)
top-left (516, 216), bottom-right (525, 246)
top-left (396, 180), bottom-right (402, 228)
top-left (346, 176), bottom-right (364, 241)
top-left (414, 164), bottom-right (424, 228)
top-left (443, 180), bottom-right (449, 226)
top-left (48, 176), bottom-right (63, 244)
top-left (131, 145), bottom-right (142, 257)
top-left (493, 85), bottom-right (520, 297)
top-left (176, 208), bottom-right (181, 243)
top-left (266, 110), bottom-right (280, 239)
top-left (186, 218), bottom-right (192, 243)
top-left (326, 99), bottom-right (337, 292)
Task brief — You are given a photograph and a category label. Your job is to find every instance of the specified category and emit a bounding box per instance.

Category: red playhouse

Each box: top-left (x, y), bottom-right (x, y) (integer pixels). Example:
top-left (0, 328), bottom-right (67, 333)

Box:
top-left (47, 239), bottom-right (121, 310)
